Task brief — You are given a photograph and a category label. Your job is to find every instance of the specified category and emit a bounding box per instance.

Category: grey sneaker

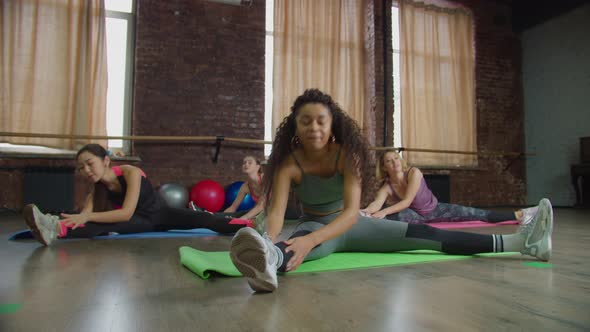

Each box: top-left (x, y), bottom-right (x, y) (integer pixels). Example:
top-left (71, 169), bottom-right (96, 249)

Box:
top-left (519, 198), bottom-right (553, 261)
top-left (253, 211), bottom-right (266, 235)
top-left (230, 227), bottom-right (282, 292)
top-left (520, 205), bottom-right (539, 225)
top-left (23, 204), bottom-right (59, 246)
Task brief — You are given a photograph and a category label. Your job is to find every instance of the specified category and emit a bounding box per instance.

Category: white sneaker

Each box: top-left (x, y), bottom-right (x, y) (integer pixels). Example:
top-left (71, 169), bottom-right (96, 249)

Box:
top-left (253, 212), bottom-right (266, 235)
top-left (23, 204), bottom-right (60, 246)
top-left (188, 201), bottom-right (201, 212)
top-left (230, 227), bottom-right (282, 292)
top-left (520, 205), bottom-right (539, 225)
top-left (519, 198), bottom-right (553, 261)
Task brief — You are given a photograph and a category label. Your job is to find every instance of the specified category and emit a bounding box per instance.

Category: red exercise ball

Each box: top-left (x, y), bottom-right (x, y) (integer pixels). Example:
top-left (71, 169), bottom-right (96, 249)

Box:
top-left (190, 179), bottom-right (225, 212)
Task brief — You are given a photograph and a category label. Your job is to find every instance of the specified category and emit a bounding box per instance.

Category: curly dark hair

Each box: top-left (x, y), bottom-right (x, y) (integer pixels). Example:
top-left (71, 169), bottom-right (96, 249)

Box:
top-left (263, 89), bottom-right (374, 205)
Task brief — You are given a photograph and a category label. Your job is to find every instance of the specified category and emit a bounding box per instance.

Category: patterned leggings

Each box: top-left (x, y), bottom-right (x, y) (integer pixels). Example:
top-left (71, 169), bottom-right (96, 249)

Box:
top-left (386, 203), bottom-right (516, 223)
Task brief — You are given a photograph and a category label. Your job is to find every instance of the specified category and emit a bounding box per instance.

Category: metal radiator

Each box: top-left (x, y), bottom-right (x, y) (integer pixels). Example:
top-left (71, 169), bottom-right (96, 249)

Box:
top-left (23, 167), bottom-right (75, 214)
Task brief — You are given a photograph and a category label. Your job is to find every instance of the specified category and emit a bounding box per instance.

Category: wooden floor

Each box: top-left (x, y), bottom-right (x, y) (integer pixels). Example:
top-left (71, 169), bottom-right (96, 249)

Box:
top-left (1, 208), bottom-right (589, 332)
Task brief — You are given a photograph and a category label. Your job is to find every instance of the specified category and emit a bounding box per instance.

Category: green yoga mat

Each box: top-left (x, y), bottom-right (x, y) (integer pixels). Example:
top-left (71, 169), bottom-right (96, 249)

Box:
top-left (179, 246), bottom-right (516, 279)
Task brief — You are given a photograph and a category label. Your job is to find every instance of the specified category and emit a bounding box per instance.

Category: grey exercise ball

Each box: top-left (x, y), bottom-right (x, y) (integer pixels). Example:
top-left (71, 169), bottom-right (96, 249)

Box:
top-left (158, 183), bottom-right (189, 208)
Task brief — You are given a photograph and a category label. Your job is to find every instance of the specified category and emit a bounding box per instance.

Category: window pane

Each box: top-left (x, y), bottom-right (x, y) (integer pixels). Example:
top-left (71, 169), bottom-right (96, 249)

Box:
top-left (105, 0), bottom-right (133, 13)
top-left (392, 6), bottom-right (402, 148)
top-left (265, 0), bottom-right (274, 32)
top-left (393, 52), bottom-right (401, 148)
top-left (105, 18), bottom-right (128, 148)
top-left (392, 6), bottom-right (400, 50)
top-left (264, 34), bottom-right (274, 156)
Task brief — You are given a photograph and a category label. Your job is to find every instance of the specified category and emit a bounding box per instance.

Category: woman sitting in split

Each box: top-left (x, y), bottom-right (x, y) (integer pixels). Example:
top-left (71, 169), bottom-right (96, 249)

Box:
top-left (190, 155), bottom-right (265, 221)
top-left (361, 150), bottom-right (539, 224)
top-left (227, 89), bottom-right (553, 293)
top-left (23, 144), bottom-right (249, 246)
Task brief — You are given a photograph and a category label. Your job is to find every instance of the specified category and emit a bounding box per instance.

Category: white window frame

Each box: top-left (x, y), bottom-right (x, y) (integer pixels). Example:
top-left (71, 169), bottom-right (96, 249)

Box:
top-left (264, 0), bottom-right (275, 157)
top-left (105, 0), bottom-right (136, 153)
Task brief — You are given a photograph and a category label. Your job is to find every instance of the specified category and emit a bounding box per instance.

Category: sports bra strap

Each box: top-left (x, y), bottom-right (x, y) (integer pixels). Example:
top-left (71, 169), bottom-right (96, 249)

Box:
top-left (333, 147), bottom-right (342, 171)
top-left (291, 154), bottom-right (305, 174)
top-left (112, 166), bottom-right (123, 177)
top-left (112, 166), bottom-right (146, 178)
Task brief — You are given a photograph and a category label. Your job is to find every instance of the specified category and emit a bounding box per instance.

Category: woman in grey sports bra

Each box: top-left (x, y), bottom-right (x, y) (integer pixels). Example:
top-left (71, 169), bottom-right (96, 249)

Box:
top-left (362, 150), bottom-right (540, 224)
top-left (228, 89), bottom-right (554, 293)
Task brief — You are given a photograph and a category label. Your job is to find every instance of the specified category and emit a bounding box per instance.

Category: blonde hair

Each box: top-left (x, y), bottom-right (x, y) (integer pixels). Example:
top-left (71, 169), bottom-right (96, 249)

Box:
top-left (376, 150), bottom-right (408, 182)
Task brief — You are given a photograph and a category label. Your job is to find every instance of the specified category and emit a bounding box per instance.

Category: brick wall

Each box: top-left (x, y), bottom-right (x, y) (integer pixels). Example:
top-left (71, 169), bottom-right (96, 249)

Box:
top-left (1, 0), bottom-right (525, 210)
top-left (132, 0), bottom-right (266, 190)
top-left (450, 0), bottom-right (526, 206)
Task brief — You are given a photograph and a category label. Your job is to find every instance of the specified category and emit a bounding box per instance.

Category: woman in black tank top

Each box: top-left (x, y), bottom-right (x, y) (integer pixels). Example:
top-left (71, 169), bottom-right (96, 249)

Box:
top-left (22, 144), bottom-right (249, 246)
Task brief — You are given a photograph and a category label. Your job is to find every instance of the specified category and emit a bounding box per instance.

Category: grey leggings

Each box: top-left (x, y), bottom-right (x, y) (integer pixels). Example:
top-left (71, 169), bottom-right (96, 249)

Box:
top-left (275, 213), bottom-right (501, 271)
top-left (215, 204), bottom-right (302, 220)
top-left (386, 203), bottom-right (516, 223)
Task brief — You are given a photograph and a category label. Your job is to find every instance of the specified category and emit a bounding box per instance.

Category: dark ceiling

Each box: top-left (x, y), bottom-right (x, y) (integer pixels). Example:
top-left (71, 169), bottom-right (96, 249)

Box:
top-left (509, 0), bottom-right (588, 32)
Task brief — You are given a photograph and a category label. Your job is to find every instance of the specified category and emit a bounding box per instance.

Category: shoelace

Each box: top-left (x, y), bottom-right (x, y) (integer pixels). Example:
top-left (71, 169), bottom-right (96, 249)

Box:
top-left (44, 213), bottom-right (60, 223)
top-left (518, 217), bottom-right (536, 238)
top-left (262, 232), bottom-right (282, 268)
top-left (519, 208), bottom-right (547, 247)
top-left (255, 213), bottom-right (266, 234)
top-left (262, 232), bottom-right (273, 243)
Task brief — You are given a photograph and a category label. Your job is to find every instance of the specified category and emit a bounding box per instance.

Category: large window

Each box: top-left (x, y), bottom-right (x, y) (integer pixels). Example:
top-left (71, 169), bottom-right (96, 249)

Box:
top-left (104, 0), bottom-right (135, 152)
top-left (0, 0), bottom-right (135, 154)
top-left (392, 1), bottom-right (476, 167)
top-left (264, 0), bottom-right (366, 156)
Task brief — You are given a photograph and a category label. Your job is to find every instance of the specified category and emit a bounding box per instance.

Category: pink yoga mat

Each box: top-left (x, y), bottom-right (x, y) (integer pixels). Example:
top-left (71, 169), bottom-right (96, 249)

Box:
top-left (427, 220), bottom-right (519, 229)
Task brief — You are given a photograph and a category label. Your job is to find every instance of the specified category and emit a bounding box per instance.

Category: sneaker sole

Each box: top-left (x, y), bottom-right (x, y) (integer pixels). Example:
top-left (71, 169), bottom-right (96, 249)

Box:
top-left (23, 204), bottom-right (48, 246)
top-left (539, 199), bottom-right (553, 261)
top-left (229, 231), bottom-right (276, 292)
top-left (527, 199), bottom-right (552, 261)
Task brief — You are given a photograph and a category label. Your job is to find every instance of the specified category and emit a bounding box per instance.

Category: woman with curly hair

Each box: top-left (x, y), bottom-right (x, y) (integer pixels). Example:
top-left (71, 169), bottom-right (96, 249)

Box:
top-left (361, 150), bottom-right (540, 223)
top-left (228, 89), bottom-right (553, 292)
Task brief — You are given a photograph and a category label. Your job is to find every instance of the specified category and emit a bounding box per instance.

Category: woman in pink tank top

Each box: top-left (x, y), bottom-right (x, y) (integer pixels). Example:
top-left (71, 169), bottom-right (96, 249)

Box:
top-left (362, 150), bottom-right (539, 224)
top-left (221, 155), bottom-right (265, 220)
top-left (189, 155), bottom-right (302, 223)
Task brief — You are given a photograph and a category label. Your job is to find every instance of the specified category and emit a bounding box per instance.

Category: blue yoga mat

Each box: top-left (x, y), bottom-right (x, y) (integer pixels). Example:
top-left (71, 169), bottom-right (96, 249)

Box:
top-left (8, 228), bottom-right (220, 241)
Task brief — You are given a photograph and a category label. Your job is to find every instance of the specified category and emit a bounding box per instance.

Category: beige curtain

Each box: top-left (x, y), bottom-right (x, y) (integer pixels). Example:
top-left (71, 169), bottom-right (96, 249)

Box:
top-left (399, 0), bottom-right (476, 166)
top-left (272, 0), bottom-right (367, 136)
top-left (1, 0), bottom-right (108, 150)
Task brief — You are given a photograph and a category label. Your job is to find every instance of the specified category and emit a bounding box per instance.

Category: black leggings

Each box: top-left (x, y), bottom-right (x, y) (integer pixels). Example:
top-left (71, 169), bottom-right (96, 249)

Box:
top-left (64, 206), bottom-right (246, 238)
